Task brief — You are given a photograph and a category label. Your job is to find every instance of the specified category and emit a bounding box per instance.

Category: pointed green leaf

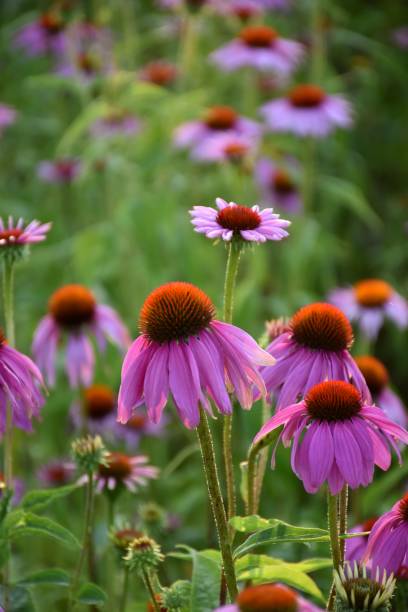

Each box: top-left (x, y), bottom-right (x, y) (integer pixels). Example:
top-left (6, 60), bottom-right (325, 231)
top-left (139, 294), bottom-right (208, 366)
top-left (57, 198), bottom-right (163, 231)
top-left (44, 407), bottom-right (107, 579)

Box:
top-left (8, 513), bottom-right (80, 550)
top-left (21, 484), bottom-right (79, 513)
top-left (235, 554), bottom-right (332, 575)
top-left (77, 582), bottom-right (107, 606)
top-left (238, 564), bottom-right (325, 603)
top-left (17, 569), bottom-right (70, 587)
top-left (319, 176), bottom-right (381, 228)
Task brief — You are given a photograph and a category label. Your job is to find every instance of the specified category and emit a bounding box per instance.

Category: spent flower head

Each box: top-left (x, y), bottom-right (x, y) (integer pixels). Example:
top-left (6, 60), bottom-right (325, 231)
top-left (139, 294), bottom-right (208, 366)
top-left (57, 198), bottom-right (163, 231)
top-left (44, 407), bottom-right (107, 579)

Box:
top-left (71, 435), bottom-right (108, 473)
top-left (124, 535), bottom-right (164, 574)
top-left (334, 563), bottom-right (395, 612)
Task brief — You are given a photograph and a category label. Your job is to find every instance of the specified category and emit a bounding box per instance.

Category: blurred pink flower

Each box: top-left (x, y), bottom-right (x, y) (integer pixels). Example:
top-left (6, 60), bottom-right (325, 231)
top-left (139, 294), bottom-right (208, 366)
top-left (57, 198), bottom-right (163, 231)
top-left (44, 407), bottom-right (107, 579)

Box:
top-left (255, 157), bottom-right (302, 214)
top-left (37, 159), bottom-right (82, 184)
top-left (90, 111), bottom-right (141, 138)
top-left (14, 12), bottom-right (66, 57)
top-left (0, 104), bottom-right (17, 135)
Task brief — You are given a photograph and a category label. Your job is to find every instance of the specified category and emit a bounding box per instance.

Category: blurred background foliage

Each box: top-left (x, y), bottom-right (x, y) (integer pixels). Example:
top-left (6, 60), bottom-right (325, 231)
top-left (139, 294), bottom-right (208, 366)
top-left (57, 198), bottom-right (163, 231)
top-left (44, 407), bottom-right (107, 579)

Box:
top-left (0, 0), bottom-right (407, 609)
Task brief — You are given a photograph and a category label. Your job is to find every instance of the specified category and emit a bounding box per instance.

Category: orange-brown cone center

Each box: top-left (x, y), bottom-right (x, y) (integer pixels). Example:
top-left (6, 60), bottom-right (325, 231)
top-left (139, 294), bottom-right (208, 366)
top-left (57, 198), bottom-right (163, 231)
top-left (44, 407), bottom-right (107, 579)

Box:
top-left (272, 169), bottom-right (295, 194)
top-left (354, 279), bottom-right (392, 308)
top-left (139, 282), bottom-right (215, 343)
top-left (223, 141), bottom-right (249, 160)
top-left (49, 284), bottom-right (96, 328)
top-left (399, 494), bottom-right (408, 522)
top-left (47, 465), bottom-right (70, 484)
top-left (289, 84), bottom-right (326, 108)
top-left (204, 106), bottom-right (238, 130)
top-left (291, 303), bottom-right (353, 352)
top-left (114, 528), bottom-right (143, 550)
top-left (40, 12), bottom-right (63, 34)
top-left (306, 381), bottom-right (362, 422)
top-left (240, 25), bottom-right (278, 48)
top-left (237, 583), bottom-right (298, 612)
top-left (355, 356), bottom-right (389, 395)
top-left (126, 414), bottom-right (148, 430)
top-left (362, 517), bottom-right (378, 533)
top-left (217, 205), bottom-right (261, 232)
top-left (0, 229), bottom-right (23, 245)
top-left (84, 385), bottom-right (115, 419)
top-left (143, 61), bottom-right (177, 86)
top-left (99, 452), bottom-right (132, 480)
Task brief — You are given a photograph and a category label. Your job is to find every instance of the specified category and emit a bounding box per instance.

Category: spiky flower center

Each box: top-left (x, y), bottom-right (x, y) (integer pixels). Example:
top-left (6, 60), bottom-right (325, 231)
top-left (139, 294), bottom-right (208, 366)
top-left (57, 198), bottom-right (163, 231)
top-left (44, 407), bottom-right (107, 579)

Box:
top-left (204, 106), bottom-right (238, 130)
top-left (40, 12), bottom-right (63, 34)
top-left (143, 61), bottom-right (177, 86)
top-left (49, 284), bottom-right (96, 328)
top-left (0, 229), bottom-right (23, 247)
top-left (289, 84), bottom-right (326, 108)
top-left (344, 577), bottom-right (384, 608)
top-left (140, 282), bottom-right (215, 343)
top-left (237, 584), bottom-right (297, 612)
top-left (84, 385), bottom-right (115, 420)
top-left (272, 169), bottom-right (295, 194)
top-left (291, 303), bottom-right (353, 352)
top-left (354, 279), bottom-right (392, 308)
top-left (398, 494), bottom-right (408, 522)
top-left (217, 205), bottom-right (261, 233)
top-left (114, 528), bottom-right (143, 550)
top-left (99, 452), bottom-right (132, 480)
top-left (240, 25), bottom-right (278, 48)
top-left (306, 381), bottom-right (362, 422)
top-left (355, 356), bottom-right (389, 395)
top-left (126, 414), bottom-right (148, 430)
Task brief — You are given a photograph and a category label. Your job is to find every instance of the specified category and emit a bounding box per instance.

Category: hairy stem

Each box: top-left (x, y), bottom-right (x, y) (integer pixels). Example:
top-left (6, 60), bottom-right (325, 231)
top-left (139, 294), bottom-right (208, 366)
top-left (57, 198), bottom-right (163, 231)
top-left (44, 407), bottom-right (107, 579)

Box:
top-left (142, 569), bottom-right (159, 612)
top-left (327, 490), bottom-right (341, 611)
top-left (196, 409), bottom-right (238, 601)
top-left (339, 485), bottom-right (348, 563)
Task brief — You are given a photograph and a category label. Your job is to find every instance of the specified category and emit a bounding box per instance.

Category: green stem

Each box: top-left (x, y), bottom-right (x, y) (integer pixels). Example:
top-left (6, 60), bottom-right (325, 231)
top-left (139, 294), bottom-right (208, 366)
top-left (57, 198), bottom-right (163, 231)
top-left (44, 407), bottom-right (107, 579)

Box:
top-left (2, 260), bottom-right (15, 612)
top-left (254, 399), bottom-right (271, 513)
top-left (179, 13), bottom-right (198, 88)
top-left (196, 409), bottom-right (238, 601)
top-left (310, 0), bottom-right (325, 82)
top-left (142, 569), bottom-right (159, 612)
top-left (69, 471), bottom-right (96, 609)
top-left (339, 485), bottom-right (348, 563)
top-left (326, 490), bottom-right (341, 611)
top-left (246, 445), bottom-right (258, 516)
top-left (222, 242), bottom-right (242, 527)
top-left (119, 566), bottom-right (130, 612)
top-left (302, 137), bottom-right (315, 215)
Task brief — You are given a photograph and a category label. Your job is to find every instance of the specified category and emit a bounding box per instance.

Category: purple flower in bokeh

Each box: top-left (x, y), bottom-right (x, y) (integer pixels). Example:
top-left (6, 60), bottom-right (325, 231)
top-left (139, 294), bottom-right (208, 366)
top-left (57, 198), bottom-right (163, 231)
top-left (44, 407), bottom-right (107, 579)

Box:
top-left (260, 303), bottom-right (370, 409)
top-left (90, 110), bottom-right (141, 138)
top-left (70, 384), bottom-right (117, 437)
top-left (392, 26), bottom-right (408, 50)
top-left (139, 60), bottom-right (178, 87)
top-left (14, 12), bottom-right (66, 57)
top-left (215, 583), bottom-right (322, 612)
top-left (329, 279), bottom-right (408, 341)
top-left (190, 197), bottom-right (290, 243)
top-left (0, 330), bottom-right (44, 433)
top-left (191, 132), bottom-right (258, 163)
top-left (355, 356), bottom-right (407, 429)
top-left (56, 21), bottom-right (114, 82)
top-left (33, 284), bottom-right (130, 388)
top-left (174, 105), bottom-right (261, 151)
top-left (257, 0), bottom-right (291, 10)
top-left (0, 473), bottom-right (25, 505)
top-left (37, 159), bottom-right (82, 184)
top-left (115, 407), bottom-right (167, 449)
top-left (346, 517), bottom-right (378, 564)
top-left (262, 84), bottom-right (352, 137)
top-left (255, 157), bottom-right (302, 214)
top-left (210, 0), bottom-right (264, 20)
top-left (118, 282), bottom-right (274, 429)
top-left (364, 495), bottom-right (408, 575)
top-left (92, 453), bottom-right (159, 493)
top-left (0, 105), bottom-right (17, 135)
top-left (255, 380), bottom-right (408, 495)
top-left (210, 25), bottom-right (304, 74)
top-left (38, 459), bottom-right (76, 488)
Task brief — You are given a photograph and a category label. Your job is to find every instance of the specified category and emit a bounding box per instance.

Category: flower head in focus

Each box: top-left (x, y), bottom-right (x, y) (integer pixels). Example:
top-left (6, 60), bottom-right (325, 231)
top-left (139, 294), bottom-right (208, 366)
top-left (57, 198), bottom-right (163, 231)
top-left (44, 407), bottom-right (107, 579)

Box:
top-left (0, 217), bottom-right (51, 264)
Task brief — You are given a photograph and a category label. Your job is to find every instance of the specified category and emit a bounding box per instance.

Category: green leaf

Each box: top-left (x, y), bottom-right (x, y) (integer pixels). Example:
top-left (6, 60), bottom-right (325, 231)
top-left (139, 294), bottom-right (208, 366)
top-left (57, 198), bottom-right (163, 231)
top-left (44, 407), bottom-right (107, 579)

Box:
top-left (8, 513), bottom-right (80, 550)
top-left (236, 554), bottom-right (332, 575)
top-left (0, 585), bottom-right (35, 611)
top-left (237, 564), bottom-right (325, 603)
top-left (173, 546), bottom-right (221, 612)
top-left (21, 484), bottom-right (79, 513)
top-left (231, 517), bottom-right (329, 558)
top-left (17, 569), bottom-right (70, 587)
top-left (77, 582), bottom-right (107, 606)
top-left (319, 175), bottom-right (381, 228)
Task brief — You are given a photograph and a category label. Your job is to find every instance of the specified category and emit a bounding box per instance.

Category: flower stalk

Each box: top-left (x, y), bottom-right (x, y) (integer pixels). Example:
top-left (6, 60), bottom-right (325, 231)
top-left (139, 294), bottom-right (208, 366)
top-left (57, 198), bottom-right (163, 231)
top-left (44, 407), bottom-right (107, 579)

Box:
top-left (327, 489), bottom-right (341, 611)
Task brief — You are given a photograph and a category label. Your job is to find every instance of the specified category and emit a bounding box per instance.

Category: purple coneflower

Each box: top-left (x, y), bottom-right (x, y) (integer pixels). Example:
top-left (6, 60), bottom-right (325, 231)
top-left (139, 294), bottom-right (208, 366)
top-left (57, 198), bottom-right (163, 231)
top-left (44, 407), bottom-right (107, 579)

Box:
top-left (261, 84), bottom-right (352, 137)
top-left (139, 60), bottom-right (178, 87)
top-left (329, 279), bottom-right (408, 341)
top-left (37, 459), bottom-right (76, 487)
top-left (90, 110), bottom-right (141, 138)
top-left (190, 198), bottom-right (290, 243)
top-left (345, 517), bottom-right (378, 564)
top-left (94, 452), bottom-right (158, 493)
top-left (392, 26), bottom-right (408, 50)
top-left (174, 105), bottom-right (261, 151)
top-left (215, 583), bottom-right (322, 611)
top-left (0, 329), bottom-right (44, 433)
top-left (210, 25), bottom-right (304, 74)
top-left (0, 105), bottom-right (17, 135)
top-left (260, 303), bottom-right (370, 409)
top-left (0, 217), bottom-right (51, 251)
top-left (37, 158), bottom-right (82, 184)
top-left (71, 384), bottom-right (117, 436)
top-left (118, 282), bottom-right (274, 429)
top-left (33, 284), bottom-right (130, 388)
top-left (210, 0), bottom-right (264, 20)
top-left (364, 494), bottom-right (408, 574)
top-left (14, 12), bottom-right (66, 57)
top-left (255, 380), bottom-right (408, 494)
top-left (255, 157), bottom-right (302, 214)
top-left (191, 133), bottom-right (258, 163)
top-left (355, 356), bottom-right (407, 429)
